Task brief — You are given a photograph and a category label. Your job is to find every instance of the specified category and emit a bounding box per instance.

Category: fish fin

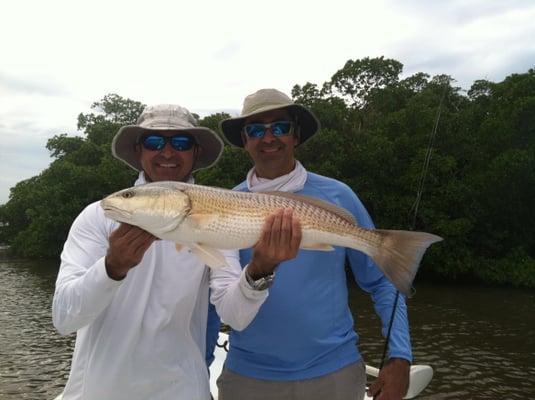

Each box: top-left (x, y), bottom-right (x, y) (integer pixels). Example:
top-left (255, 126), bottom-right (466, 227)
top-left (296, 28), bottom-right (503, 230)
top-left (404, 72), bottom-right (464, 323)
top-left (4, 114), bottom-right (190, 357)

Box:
top-left (190, 243), bottom-right (230, 269)
top-left (187, 213), bottom-right (219, 229)
top-left (301, 243), bottom-right (335, 251)
top-left (175, 243), bottom-right (183, 252)
top-left (261, 191), bottom-right (357, 225)
top-left (369, 230), bottom-right (443, 297)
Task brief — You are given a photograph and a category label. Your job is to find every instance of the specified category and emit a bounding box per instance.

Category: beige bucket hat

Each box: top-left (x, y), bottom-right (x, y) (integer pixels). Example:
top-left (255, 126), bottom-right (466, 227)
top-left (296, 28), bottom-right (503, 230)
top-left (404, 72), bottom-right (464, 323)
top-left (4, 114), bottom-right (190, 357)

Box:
top-left (112, 104), bottom-right (224, 172)
top-left (220, 88), bottom-right (320, 148)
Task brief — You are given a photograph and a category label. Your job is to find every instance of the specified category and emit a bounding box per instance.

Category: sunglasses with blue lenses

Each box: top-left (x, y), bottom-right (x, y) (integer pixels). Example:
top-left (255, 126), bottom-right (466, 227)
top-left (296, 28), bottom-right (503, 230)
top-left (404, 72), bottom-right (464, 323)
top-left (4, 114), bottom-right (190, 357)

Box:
top-left (243, 121), bottom-right (293, 139)
top-left (140, 134), bottom-right (196, 151)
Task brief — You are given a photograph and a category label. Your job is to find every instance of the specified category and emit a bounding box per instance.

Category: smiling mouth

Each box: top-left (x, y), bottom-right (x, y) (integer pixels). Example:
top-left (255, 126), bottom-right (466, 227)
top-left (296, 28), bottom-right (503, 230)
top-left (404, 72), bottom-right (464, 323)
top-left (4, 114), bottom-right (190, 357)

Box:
top-left (157, 163), bottom-right (178, 168)
top-left (261, 147), bottom-right (281, 153)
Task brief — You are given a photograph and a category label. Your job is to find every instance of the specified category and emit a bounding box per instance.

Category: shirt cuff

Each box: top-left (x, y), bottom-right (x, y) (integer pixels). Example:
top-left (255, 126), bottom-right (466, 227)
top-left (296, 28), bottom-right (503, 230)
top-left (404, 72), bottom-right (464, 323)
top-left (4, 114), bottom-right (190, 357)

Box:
top-left (239, 264), bottom-right (270, 300)
top-left (91, 257), bottom-right (125, 291)
top-left (388, 351), bottom-right (413, 364)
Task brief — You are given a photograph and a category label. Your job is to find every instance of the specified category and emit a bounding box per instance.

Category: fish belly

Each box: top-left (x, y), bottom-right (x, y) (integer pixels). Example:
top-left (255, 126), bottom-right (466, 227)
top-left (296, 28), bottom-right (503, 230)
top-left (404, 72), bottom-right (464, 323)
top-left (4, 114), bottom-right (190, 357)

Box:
top-left (162, 215), bottom-right (263, 250)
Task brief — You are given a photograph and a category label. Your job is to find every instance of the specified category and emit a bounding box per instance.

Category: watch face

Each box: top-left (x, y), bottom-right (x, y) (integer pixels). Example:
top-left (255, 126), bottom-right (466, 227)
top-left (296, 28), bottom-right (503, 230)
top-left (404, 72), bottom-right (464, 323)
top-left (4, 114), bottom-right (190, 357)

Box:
top-left (254, 277), bottom-right (271, 290)
top-left (249, 273), bottom-right (274, 290)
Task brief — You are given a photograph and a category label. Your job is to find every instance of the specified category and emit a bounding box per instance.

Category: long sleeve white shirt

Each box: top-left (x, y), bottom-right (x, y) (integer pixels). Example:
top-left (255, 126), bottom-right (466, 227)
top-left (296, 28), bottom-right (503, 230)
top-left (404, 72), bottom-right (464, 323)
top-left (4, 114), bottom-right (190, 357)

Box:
top-left (52, 174), bottom-right (267, 400)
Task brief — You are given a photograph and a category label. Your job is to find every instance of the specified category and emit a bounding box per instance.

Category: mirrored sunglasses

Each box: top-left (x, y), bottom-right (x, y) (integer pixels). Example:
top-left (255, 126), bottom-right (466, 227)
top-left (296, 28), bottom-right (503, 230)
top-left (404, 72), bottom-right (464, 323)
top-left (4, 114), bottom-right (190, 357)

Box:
top-left (140, 134), bottom-right (196, 151)
top-left (243, 121), bottom-right (293, 139)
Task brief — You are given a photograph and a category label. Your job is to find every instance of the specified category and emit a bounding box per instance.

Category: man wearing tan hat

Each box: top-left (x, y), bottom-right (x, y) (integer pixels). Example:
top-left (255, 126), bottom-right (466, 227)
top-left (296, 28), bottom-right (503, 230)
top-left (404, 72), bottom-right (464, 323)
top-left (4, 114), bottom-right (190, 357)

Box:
top-left (217, 89), bottom-right (412, 400)
top-left (52, 104), bottom-right (298, 400)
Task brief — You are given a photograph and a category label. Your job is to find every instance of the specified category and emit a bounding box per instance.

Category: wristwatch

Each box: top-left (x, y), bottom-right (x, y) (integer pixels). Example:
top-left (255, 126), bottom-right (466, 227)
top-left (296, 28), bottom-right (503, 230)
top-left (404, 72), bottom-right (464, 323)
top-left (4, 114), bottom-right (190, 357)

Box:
top-left (245, 269), bottom-right (275, 291)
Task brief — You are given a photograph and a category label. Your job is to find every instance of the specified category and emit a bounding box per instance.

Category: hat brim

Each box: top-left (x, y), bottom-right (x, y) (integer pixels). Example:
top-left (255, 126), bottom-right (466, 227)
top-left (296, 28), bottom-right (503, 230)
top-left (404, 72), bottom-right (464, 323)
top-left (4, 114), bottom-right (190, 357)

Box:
top-left (220, 104), bottom-right (320, 148)
top-left (112, 125), bottom-right (224, 172)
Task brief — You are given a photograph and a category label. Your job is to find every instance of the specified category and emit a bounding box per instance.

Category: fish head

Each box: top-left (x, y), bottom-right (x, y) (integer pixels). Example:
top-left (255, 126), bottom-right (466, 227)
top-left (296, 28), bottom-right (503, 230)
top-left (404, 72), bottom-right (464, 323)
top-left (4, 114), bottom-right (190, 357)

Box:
top-left (101, 182), bottom-right (190, 235)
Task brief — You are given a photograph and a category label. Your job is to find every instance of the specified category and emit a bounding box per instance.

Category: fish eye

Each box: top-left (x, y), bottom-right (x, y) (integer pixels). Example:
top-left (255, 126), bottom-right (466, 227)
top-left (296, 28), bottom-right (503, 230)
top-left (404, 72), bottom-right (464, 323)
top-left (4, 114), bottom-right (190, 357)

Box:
top-left (122, 191), bottom-right (135, 199)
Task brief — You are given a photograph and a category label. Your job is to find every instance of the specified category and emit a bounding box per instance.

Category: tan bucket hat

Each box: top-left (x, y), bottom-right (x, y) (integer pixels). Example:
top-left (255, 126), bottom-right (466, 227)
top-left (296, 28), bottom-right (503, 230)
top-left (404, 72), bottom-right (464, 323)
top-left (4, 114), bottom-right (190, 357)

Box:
top-left (220, 88), bottom-right (320, 148)
top-left (112, 104), bottom-right (224, 172)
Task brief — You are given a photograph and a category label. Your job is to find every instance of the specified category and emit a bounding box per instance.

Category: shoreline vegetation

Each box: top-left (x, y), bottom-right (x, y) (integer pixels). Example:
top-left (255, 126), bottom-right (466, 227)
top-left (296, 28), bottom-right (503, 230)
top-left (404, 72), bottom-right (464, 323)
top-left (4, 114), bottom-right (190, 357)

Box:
top-left (0, 57), bottom-right (533, 288)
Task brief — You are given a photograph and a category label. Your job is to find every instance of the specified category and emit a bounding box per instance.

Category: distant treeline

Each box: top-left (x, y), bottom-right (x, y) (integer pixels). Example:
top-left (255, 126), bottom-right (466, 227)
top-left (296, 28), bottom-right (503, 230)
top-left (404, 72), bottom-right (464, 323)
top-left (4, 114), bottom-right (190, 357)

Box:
top-left (0, 57), bottom-right (533, 288)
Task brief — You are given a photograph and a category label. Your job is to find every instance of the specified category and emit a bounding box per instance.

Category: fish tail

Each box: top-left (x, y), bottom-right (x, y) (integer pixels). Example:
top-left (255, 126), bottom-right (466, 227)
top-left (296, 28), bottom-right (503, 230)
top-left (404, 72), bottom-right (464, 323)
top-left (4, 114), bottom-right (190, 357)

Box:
top-left (368, 229), bottom-right (443, 297)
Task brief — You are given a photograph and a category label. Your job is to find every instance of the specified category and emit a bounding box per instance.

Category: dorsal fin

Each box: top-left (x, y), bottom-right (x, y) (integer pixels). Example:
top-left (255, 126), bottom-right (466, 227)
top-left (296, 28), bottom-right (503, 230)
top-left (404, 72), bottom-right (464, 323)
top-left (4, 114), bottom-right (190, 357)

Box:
top-left (261, 191), bottom-right (357, 225)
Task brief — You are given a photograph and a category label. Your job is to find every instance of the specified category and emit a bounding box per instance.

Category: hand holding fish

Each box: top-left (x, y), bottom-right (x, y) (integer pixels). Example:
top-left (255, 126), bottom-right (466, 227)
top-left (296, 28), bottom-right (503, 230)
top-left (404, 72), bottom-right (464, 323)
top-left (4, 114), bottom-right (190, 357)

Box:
top-left (367, 358), bottom-right (410, 400)
top-left (247, 208), bottom-right (302, 279)
top-left (105, 223), bottom-right (158, 280)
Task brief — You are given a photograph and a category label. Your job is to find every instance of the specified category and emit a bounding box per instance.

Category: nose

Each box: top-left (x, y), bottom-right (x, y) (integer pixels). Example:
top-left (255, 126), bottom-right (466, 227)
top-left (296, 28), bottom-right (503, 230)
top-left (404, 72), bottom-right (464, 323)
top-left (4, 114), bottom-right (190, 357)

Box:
top-left (160, 141), bottom-right (175, 157)
top-left (260, 128), bottom-right (277, 143)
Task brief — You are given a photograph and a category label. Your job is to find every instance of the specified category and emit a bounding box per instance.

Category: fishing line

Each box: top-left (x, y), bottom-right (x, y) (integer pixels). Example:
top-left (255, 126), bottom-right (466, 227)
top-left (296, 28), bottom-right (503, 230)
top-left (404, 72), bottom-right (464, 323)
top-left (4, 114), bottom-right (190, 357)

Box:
top-left (378, 291), bottom-right (400, 370)
top-left (371, 290), bottom-right (400, 400)
top-left (408, 82), bottom-right (448, 230)
top-left (374, 82), bottom-right (447, 398)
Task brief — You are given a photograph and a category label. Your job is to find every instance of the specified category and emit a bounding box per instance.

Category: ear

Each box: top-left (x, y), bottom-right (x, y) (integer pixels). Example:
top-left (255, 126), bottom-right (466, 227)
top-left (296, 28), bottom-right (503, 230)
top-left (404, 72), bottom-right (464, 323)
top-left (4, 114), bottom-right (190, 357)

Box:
top-left (293, 127), bottom-right (300, 147)
top-left (240, 131), bottom-right (248, 146)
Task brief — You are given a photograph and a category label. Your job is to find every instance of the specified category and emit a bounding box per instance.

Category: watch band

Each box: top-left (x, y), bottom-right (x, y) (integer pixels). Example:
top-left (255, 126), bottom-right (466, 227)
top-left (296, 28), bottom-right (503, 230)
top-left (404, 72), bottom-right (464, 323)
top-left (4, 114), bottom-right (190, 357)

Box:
top-left (245, 269), bottom-right (275, 291)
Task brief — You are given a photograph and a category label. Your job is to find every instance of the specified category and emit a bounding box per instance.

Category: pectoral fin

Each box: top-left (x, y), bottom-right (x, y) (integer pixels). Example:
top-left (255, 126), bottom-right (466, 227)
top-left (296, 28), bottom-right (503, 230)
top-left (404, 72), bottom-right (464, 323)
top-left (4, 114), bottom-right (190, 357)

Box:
top-left (301, 243), bottom-right (335, 251)
top-left (190, 243), bottom-right (230, 269)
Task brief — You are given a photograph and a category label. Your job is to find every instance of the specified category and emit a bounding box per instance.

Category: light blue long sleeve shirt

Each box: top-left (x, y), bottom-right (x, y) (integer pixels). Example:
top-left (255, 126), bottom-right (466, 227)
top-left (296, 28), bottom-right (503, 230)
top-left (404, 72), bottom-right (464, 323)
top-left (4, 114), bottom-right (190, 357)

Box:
top-left (224, 172), bottom-right (412, 380)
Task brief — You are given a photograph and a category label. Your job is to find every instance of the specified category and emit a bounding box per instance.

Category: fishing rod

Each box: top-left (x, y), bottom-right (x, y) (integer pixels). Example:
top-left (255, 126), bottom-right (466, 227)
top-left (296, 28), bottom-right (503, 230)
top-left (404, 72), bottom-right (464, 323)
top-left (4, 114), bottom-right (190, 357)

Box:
top-left (373, 81), bottom-right (448, 398)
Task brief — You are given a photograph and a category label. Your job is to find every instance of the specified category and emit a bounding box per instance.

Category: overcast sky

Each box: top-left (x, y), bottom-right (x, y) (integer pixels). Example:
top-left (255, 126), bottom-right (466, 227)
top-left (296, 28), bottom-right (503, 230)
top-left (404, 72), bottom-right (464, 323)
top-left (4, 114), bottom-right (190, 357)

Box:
top-left (1, 0), bottom-right (534, 204)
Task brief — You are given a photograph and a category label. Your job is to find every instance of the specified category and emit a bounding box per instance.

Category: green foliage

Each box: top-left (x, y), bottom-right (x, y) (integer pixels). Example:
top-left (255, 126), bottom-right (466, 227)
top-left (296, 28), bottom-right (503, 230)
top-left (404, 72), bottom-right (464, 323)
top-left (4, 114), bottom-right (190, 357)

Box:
top-left (326, 56), bottom-right (403, 107)
top-left (291, 58), bottom-right (535, 288)
top-left (2, 94), bottom-right (140, 258)
top-left (195, 112), bottom-right (251, 188)
top-left (474, 248), bottom-right (535, 288)
top-left (78, 94), bottom-right (145, 146)
top-left (2, 59), bottom-right (534, 289)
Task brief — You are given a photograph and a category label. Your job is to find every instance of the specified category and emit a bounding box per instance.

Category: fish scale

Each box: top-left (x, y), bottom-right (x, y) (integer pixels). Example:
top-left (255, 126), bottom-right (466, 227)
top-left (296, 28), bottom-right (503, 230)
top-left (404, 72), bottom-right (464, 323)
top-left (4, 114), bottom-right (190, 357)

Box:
top-left (101, 181), bottom-right (443, 296)
top-left (185, 185), bottom-right (365, 239)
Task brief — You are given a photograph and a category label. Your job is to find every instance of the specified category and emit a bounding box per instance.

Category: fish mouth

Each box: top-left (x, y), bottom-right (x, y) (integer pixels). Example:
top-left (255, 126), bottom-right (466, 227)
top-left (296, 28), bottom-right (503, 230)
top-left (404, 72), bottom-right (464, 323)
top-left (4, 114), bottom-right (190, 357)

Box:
top-left (100, 202), bottom-right (132, 219)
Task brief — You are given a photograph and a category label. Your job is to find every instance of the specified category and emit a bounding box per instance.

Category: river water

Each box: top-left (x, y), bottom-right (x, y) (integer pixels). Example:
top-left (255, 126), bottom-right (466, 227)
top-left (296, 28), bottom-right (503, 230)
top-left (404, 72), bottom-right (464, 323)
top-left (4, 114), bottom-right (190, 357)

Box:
top-left (0, 257), bottom-right (534, 399)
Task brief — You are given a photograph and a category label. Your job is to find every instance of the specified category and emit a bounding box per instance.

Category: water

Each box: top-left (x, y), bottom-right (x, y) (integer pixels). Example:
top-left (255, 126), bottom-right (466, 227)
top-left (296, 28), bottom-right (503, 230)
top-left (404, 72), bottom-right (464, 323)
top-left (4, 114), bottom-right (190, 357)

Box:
top-left (350, 279), bottom-right (535, 399)
top-left (0, 258), bottom-right (534, 399)
top-left (0, 259), bottom-right (74, 400)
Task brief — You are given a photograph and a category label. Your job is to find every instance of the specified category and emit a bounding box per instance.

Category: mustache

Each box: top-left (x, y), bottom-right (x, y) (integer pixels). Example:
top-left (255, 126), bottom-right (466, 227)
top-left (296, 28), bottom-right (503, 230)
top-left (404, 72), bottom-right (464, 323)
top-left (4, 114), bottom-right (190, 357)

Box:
top-left (260, 142), bottom-right (285, 151)
top-left (153, 156), bottom-right (183, 164)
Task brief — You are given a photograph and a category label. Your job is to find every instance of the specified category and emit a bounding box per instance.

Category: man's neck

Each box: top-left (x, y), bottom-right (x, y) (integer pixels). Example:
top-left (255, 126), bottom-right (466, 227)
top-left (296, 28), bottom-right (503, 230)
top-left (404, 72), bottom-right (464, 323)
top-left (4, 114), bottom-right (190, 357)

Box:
top-left (254, 160), bottom-right (296, 180)
top-left (140, 171), bottom-right (193, 183)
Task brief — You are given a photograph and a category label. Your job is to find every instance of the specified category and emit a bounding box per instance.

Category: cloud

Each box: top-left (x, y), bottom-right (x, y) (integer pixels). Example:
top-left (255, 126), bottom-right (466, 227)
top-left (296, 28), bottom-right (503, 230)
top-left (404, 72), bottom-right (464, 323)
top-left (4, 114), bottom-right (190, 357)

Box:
top-left (1, 0), bottom-right (534, 204)
top-left (384, 2), bottom-right (535, 89)
top-left (213, 42), bottom-right (241, 60)
top-left (0, 93), bottom-right (86, 204)
top-left (0, 125), bottom-right (53, 204)
top-left (0, 71), bottom-right (68, 97)
top-left (397, 0), bottom-right (533, 24)
top-left (193, 108), bottom-right (240, 118)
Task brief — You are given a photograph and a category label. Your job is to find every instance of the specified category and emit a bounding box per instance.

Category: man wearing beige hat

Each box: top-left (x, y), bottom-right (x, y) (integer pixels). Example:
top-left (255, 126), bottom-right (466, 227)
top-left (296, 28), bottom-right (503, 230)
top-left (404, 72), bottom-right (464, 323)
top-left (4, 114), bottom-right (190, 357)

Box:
top-left (52, 104), bottom-right (298, 400)
top-left (217, 89), bottom-right (412, 400)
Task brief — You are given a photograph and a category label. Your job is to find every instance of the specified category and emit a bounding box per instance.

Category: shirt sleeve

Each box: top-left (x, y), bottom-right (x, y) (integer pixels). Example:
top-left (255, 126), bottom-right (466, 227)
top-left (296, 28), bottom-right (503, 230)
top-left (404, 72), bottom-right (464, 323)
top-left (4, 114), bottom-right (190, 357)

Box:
top-left (209, 249), bottom-right (268, 331)
top-left (205, 300), bottom-right (220, 367)
top-left (52, 203), bottom-right (123, 335)
top-left (344, 189), bottom-right (413, 362)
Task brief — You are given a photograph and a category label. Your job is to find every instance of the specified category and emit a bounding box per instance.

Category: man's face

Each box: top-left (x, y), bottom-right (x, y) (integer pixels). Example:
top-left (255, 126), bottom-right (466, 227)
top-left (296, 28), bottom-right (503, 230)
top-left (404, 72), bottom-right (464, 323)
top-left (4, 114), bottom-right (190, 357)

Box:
top-left (242, 109), bottom-right (299, 179)
top-left (137, 131), bottom-right (197, 182)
